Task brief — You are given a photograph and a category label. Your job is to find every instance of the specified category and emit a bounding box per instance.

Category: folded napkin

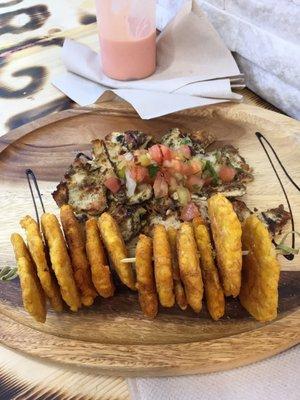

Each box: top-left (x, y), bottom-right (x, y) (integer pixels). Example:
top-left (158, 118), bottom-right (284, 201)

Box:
top-left (128, 345), bottom-right (300, 400)
top-left (53, 0), bottom-right (243, 119)
top-left (196, 0), bottom-right (300, 118)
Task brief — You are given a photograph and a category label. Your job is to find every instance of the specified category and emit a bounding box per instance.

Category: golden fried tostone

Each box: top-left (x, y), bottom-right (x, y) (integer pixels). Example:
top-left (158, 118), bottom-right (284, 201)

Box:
top-left (135, 234), bottom-right (158, 318)
top-left (167, 227), bottom-right (187, 310)
top-left (208, 194), bottom-right (242, 297)
top-left (177, 222), bottom-right (203, 313)
top-left (41, 213), bottom-right (81, 312)
top-left (98, 212), bottom-right (136, 290)
top-left (85, 218), bottom-right (115, 298)
top-left (60, 205), bottom-right (97, 306)
top-left (11, 233), bottom-right (46, 323)
top-left (153, 225), bottom-right (175, 307)
top-left (193, 217), bottom-right (225, 320)
top-left (239, 215), bottom-right (280, 322)
top-left (20, 215), bottom-right (63, 312)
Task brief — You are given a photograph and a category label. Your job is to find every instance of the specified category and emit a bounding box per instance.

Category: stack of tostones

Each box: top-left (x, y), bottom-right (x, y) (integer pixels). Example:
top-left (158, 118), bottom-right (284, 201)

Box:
top-left (10, 193), bottom-right (282, 323)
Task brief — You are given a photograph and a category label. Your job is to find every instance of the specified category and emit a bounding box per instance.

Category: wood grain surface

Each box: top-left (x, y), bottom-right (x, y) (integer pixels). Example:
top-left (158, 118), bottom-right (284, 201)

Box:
top-left (0, 102), bottom-right (299, 376)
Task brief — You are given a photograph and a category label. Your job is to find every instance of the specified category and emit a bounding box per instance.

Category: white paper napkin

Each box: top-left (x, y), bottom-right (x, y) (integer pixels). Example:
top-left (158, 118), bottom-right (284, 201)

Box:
top-left (52, 0), bottom-right (243, 119)
top-left (128, 345), bottom-right (300, 400)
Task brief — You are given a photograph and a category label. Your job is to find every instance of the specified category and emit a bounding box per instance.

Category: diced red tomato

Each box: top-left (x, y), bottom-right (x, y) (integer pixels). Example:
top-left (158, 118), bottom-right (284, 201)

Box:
top-left (104, 176), bottom-right (121, 194)
top-left (187, 175), bottom-right (204, 191)
top-left (160, 144), bottom-right (173, 161)
top-left (203, 176), bottom-right (213, 186)
top-left (189, 159), bottom-right (202, 175)
top-left (179, 145), bottom-right (191, 159)
top-left (130, 165), bottom-right (149, 183)
top-left (218, 165), bottom-right (236, 182)
top-left (180, 202), bottom-right (200, 221)
top-left (149, 144), bottom-right (173, 164)
top-left (148, 144), bottom-right (163, 164)
top-left (171, 159), bottom-right (184, 173)
top-left (172, 159), bottom-right (197, 176)
top-left (181, 162), bottom-right (194, 176)
top-left (153, 172), bottom-right (168, 198)
top-left (162, 158), bottom-right (188, 176)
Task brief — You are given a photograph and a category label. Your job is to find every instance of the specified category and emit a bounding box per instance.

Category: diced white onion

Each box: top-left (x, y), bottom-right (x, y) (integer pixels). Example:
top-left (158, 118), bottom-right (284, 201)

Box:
top-left (125, 169), bottom-right (136, 197)
top-left (124, 152), bottom-right (133, 161)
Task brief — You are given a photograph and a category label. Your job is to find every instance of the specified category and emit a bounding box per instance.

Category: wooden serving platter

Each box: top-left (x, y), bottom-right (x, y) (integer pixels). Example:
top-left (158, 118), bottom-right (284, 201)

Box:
top-left (0, 102), bottom-right (299, 377)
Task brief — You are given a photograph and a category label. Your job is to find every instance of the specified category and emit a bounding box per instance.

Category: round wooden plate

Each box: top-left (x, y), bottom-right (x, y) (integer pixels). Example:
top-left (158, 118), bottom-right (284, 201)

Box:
top-left (0, 102), bottom-right (299, 377)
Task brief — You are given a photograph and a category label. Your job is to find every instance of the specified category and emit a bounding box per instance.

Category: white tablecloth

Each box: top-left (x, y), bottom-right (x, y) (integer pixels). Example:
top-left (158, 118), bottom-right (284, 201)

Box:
top-left (128, 345), bottom-right (300, 400)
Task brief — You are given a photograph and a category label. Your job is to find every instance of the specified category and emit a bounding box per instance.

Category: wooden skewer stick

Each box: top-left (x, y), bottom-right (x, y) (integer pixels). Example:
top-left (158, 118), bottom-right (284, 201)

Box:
top-left (121, 250), bottom-right (250, 263)
top-left (121, 257), bottom-right (136, 263)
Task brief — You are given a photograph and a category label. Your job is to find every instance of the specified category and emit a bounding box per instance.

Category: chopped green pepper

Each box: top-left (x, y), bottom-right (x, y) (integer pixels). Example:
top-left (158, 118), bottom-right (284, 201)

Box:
top-left (181, 137), bottom-right (192, 145)
top-left (148, 164), bottom-right (159, 178)
top-left (204, 160), bottom-right (219, 185)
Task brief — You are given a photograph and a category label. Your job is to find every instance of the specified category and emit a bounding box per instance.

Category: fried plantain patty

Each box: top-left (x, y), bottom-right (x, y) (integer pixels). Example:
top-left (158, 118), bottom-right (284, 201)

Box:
top-left (208, 194), bottom-right (242, 297)
top-left (239, 215), bottom-right (280, 322)
top-left (11, 233), bottom-right (47, 323)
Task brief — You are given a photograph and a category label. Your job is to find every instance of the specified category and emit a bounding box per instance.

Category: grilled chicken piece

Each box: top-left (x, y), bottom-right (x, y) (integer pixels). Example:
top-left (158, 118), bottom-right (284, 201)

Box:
top-left (201, 182), bottom-right (247, 199)
top-left (107, 203), bottom-right (147, 242)
top-left (147, 214), bottom-right (181, 233)
top-left (232, 200), bottom-right (291, 236)
top-left (145, 197), bottom-right (178, 219)
top-left (101, 132), bottom-right (129, 165)
top-left (217, 145), bottom-right (253, 183)
top-left (52, 153), bottom-right (108, 216)
top-left (161, 128), bottom-right (192, 149)
top-left (191, 195), bottom-right (210, 223)
top-left (102, 131), bottom-right (153, 165)
top-left (143, 198), bottom-right (181, 236)
top-left (161, 128), bottom-right (215, 153)
top-left (231, 200), bottom-right (252, 222)
top-left (123, 130), bottom-right (154, 150)
top-left (128, 183), bottom-right (153, 205)
top-left (92, 139), bottom-right (127, 204)
top-left (259, 204), bottom-right (291, 235)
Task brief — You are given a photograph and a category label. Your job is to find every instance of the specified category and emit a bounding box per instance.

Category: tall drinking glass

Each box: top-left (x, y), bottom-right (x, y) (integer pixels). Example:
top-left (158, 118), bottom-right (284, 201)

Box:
top-left (95, 0), bottom-right (156, 81)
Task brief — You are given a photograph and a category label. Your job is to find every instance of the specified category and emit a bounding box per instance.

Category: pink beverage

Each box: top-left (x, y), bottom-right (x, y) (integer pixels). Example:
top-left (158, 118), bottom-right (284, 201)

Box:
top-left (95, 0), bottom-right (156, 81)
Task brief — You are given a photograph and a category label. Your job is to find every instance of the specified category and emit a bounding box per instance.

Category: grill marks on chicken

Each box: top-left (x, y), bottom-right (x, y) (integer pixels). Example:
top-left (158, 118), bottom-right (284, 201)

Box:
top-left (232, 200), bottom-right (291, 236)
top-left (52, 153), bottom-right (108, 217)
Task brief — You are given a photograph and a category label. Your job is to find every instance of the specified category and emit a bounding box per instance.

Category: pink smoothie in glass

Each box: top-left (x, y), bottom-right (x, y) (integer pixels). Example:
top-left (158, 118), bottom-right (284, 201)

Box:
top-left (95, 0), bottom-right (156, 81)
top-left (100, 32), bottom-right (156, 80)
